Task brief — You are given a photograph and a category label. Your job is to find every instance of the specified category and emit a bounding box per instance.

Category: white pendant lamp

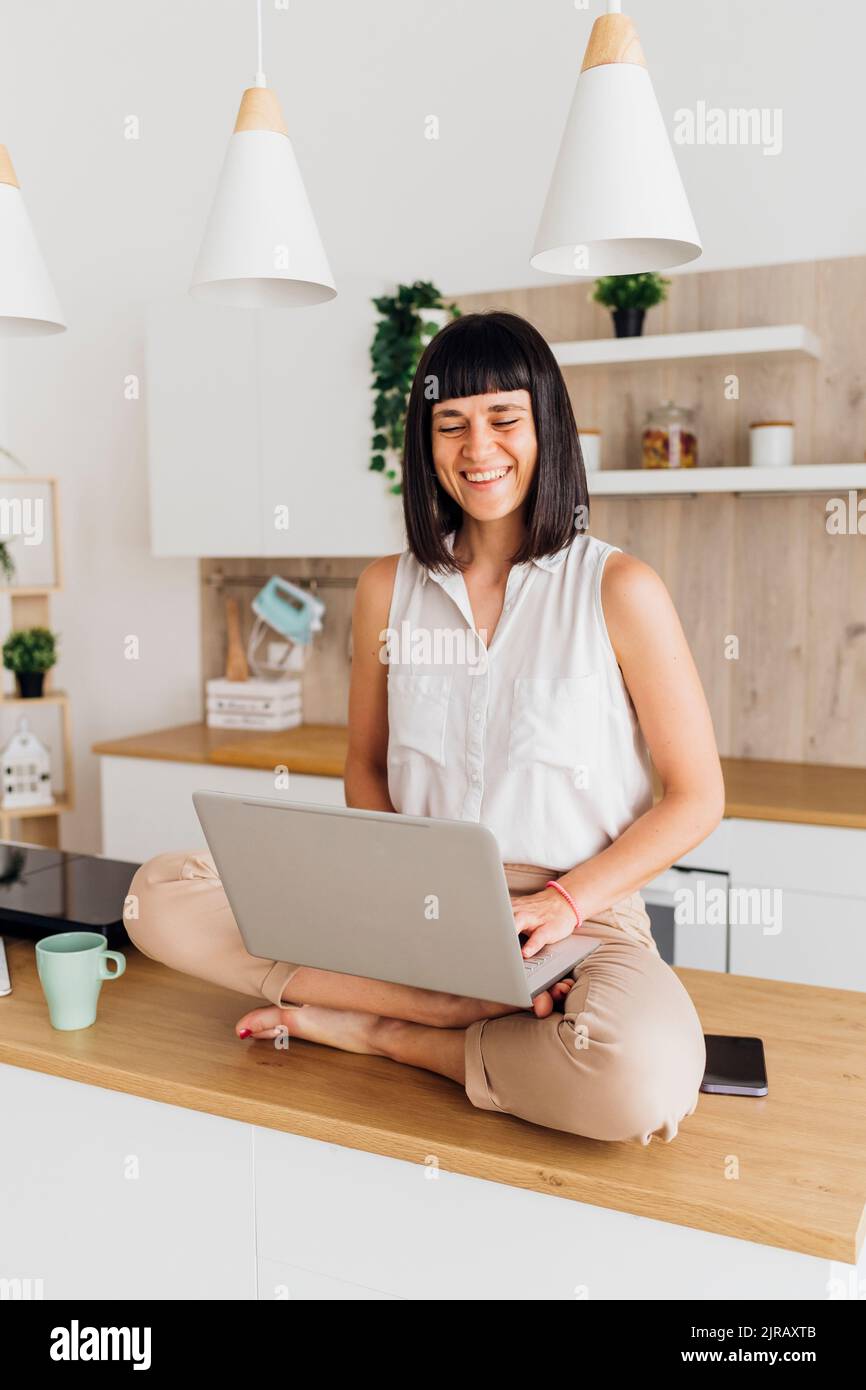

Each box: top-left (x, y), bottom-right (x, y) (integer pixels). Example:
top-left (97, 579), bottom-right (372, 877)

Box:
top-left (0, 144), bottom-right (65, 336)
top-left (190, 0), bottom-right (335, 308)
top-left (531, 1), bottom-right (701, 277)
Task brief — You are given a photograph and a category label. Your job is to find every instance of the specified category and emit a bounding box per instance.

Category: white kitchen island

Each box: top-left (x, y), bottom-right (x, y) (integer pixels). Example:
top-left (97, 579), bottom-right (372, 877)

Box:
top-left (0, 936), bottom-right (863, 1301)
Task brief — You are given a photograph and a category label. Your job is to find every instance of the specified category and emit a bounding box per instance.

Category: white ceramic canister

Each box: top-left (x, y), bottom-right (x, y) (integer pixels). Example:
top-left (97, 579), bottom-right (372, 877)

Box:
top-left (578, 428), bottom-right (602, 473)
top-left (749, 421), bottom-right (795, 468)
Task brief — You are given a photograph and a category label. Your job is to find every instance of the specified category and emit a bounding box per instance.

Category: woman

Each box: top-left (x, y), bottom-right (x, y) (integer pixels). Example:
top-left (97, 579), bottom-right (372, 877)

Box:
top-left (128, 311), bottom-right (723, 1144)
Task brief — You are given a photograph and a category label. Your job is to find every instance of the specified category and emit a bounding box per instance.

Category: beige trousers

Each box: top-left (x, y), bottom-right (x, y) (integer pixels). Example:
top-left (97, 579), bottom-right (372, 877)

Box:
top-left (127, 853), bottom-right (706, 1146)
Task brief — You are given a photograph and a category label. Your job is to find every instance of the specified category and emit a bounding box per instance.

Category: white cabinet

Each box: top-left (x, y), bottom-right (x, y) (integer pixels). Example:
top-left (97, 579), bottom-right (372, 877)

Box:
top-left (658, 818), bottom-right (866, 991)
top-left (258, 1257), bottom-right (397, 1301)
top-left (252, 1125), bottom-right (848, 1301)
top-left (0, 1065), bottom-right (255, 1300)
top-left (3, 1063), bottom-right (854, 1301)
top-left (146, 277), bottom-right (405, 559)
top-left (98, 756), bottom-right (344, 862)
top-left (727, 819), bottom-right (866, 991)
top-left (146, 298), bottom-right (262, 557)
top-left (257, 280), bottom-right (405, 557)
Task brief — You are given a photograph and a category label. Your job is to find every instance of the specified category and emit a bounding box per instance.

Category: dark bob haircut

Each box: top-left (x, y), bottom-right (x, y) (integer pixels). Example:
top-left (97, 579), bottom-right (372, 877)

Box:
top-left (402, 310), bottom-right (588, 573)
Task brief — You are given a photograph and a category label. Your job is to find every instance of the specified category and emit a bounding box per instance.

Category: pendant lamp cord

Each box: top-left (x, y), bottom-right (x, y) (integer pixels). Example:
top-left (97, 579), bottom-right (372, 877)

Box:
top-left (254, 0), bottom-right (266, 87)
top-left (606, 0), bottom-right (622, 12)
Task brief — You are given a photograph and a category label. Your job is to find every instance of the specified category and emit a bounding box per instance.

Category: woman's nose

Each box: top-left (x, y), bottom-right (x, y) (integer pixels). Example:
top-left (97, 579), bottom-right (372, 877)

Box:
top-left (463, 429), bottom-right (499, 463)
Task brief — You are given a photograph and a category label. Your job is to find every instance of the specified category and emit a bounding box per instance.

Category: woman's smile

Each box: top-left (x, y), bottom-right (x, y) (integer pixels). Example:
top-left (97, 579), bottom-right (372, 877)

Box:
top-left (460, 463), bottom-right (514, 488)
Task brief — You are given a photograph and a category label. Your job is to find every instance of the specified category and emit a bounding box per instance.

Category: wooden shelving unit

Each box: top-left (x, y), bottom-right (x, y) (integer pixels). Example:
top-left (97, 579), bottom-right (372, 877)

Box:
top-left (548, 323), bottom-right (864, 496)
top-left (0, 477), bottom-right (72, 847)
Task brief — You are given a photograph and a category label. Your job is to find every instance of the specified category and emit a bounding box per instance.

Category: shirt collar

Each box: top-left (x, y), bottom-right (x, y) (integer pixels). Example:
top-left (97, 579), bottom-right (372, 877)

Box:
top-left (422, 531), bottom-right (569, 584)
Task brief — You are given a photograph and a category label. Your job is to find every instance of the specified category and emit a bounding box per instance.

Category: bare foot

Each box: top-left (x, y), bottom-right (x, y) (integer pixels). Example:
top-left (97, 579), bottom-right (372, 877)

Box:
top-left (532, 979), bottom-right (575, 1018)
top-left (235, 1003), bottom-right (387, 1056)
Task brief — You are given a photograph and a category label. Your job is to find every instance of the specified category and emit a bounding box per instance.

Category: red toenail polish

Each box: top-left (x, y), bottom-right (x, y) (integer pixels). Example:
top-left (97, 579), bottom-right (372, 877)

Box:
top-left (238, 1028), bottom-right (252, 1038)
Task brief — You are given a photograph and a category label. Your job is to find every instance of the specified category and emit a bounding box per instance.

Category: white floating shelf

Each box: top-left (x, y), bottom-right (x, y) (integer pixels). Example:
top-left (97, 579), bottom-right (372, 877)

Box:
top-left (552, 324), bottom-right (822, 369)
top-left (588, 464), bottom-right (866, 497)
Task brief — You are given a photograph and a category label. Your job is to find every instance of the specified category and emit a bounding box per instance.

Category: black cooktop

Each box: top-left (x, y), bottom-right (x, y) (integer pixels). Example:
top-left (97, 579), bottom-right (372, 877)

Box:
top-left (0, 844), bottom-right (138, 947)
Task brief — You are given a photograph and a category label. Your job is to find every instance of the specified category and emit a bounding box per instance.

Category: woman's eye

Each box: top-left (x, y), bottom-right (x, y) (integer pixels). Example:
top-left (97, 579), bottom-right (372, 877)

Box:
top-left (494, 419), bottom-right (519, 428)
top-left (438, 425), bottom-right (465, 434)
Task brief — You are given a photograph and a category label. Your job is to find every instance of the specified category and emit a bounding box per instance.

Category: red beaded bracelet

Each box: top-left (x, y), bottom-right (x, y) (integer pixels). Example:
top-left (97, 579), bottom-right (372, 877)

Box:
top-left (545, 879), bottom-right (583, 930)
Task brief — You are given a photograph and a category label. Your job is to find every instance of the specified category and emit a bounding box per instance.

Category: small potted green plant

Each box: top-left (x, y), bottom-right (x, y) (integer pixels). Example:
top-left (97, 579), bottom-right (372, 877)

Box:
top-left (370, 281), bottom-right (460, 495)
top-left (3, 627), bottom-right (58, 698)
top-left (591, 272), bottom-right (671, 338)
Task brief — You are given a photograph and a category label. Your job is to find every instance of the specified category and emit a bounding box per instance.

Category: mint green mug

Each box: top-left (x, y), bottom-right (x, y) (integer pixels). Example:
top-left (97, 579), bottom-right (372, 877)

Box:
top-left (35, 931), bottom-right (126, 1030)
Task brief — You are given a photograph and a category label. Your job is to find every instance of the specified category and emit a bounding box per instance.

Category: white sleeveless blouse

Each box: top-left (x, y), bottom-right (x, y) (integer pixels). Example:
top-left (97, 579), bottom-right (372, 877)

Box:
top-left (384, 532), bottom-right (654, 872)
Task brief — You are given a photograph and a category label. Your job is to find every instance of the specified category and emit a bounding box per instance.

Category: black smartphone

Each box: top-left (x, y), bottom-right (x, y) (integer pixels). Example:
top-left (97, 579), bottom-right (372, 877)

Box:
top-left (700, 1034), bottom-right (768, 1096)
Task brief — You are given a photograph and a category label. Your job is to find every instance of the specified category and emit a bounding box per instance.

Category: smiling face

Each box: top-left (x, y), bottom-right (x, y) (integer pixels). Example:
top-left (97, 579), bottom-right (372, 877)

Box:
top-left (430, 389), bottom-right (538, 523)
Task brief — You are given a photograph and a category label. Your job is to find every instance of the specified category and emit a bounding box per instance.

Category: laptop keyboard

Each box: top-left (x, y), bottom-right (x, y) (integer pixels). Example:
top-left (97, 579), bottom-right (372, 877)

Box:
top-left (523, 953), bottom-right (552, 976)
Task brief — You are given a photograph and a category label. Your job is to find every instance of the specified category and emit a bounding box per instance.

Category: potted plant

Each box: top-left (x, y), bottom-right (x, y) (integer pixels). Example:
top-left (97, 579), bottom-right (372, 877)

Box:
top-left (591, 273), bottom-right (671, 338)
top-left (3, 627), bottom-right (58, 698)
top-left (370, 281), bottom-right (460, 495)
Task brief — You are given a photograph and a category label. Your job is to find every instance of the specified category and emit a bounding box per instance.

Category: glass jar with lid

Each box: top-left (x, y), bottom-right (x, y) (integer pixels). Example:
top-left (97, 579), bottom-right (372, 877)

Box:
top-left (641, 401), bottom-right (698, 469)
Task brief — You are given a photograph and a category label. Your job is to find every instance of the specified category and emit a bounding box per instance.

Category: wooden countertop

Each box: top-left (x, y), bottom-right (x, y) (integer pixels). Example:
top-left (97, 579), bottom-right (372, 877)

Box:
top-left (718, 757), bottom-right (866, 830)
top-left (92, 723), bottom-right (866, 829)
top-left (93, 723), bottom-right (349, 780)
top-left (0, 937), bottom-right (863, 1263)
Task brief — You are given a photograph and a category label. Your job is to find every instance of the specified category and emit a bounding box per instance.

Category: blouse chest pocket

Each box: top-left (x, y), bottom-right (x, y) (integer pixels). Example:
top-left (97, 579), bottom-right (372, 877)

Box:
top-left (388, 672), bottom-right (452, 766)
top-left (507, 674), bottom-right (600, 779)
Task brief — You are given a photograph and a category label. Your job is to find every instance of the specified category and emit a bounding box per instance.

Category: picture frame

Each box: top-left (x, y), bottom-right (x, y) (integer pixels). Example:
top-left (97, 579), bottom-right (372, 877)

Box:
top-left (0, 475), bottom-right (62, 593)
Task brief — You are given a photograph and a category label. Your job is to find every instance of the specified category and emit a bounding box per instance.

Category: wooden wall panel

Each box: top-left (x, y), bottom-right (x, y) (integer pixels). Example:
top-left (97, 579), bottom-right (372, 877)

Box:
top-left (456, 256), bottom-right (866, 768)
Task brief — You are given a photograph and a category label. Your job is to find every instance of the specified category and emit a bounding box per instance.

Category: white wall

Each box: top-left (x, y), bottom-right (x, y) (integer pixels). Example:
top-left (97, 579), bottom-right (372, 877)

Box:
top-left (1, 0), bottom-right (864, 853)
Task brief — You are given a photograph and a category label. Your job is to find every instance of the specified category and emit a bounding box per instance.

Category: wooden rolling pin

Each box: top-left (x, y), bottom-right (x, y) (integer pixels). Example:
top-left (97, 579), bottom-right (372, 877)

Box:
top-left (224, 598), bottom-right (249, 682)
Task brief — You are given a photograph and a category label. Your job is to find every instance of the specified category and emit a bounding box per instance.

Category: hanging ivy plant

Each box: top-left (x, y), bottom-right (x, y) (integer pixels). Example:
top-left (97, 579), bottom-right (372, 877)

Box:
top-left (369, 281), bottom-right (460, 495)
top-left (0, 444), bottom-right (24, 583)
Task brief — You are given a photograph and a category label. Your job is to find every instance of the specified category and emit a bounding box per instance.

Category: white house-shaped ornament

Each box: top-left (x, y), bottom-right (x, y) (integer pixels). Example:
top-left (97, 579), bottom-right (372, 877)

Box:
top-left (2, 718), bottom-right (54, 810)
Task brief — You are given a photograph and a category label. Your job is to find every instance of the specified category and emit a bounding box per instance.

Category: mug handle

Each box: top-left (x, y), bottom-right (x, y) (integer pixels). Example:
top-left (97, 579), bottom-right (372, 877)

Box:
top-left (98, 950), bottom-right (126, 981)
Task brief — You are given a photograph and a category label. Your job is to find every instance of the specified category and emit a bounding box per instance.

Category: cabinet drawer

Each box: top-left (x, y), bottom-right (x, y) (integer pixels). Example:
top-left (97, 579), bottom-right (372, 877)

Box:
top-left (673, 821), bottom-right (732, 873)
top-left (729, 889), bottom-right (866, 991)
top-left (730, 819), bottom-right (866, 897)
top-left (99, 756), bottom-right (344, 861)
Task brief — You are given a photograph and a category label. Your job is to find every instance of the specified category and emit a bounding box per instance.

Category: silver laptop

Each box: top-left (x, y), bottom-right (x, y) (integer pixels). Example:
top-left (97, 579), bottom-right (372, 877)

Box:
top-left (193, 792), bottom-right (599, 1009)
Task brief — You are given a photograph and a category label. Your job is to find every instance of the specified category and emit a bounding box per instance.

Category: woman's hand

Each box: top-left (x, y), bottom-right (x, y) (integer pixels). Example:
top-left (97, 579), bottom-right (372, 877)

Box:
top-left (511, 887), bottom-right (579, 958)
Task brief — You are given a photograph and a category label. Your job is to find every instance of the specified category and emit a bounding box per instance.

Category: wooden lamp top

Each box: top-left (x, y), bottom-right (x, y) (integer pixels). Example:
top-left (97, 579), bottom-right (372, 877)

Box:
top-left (581, 13), bottom-right (646, 72)
top-left (0, 145), bottom-right (19, 189)
top-left (234, 87), bottom-right (288, 136)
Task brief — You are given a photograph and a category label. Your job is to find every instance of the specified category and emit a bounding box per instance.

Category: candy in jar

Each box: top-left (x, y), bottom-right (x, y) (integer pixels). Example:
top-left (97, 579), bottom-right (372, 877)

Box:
top-left (641, 401), bottom-right (698, 469)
